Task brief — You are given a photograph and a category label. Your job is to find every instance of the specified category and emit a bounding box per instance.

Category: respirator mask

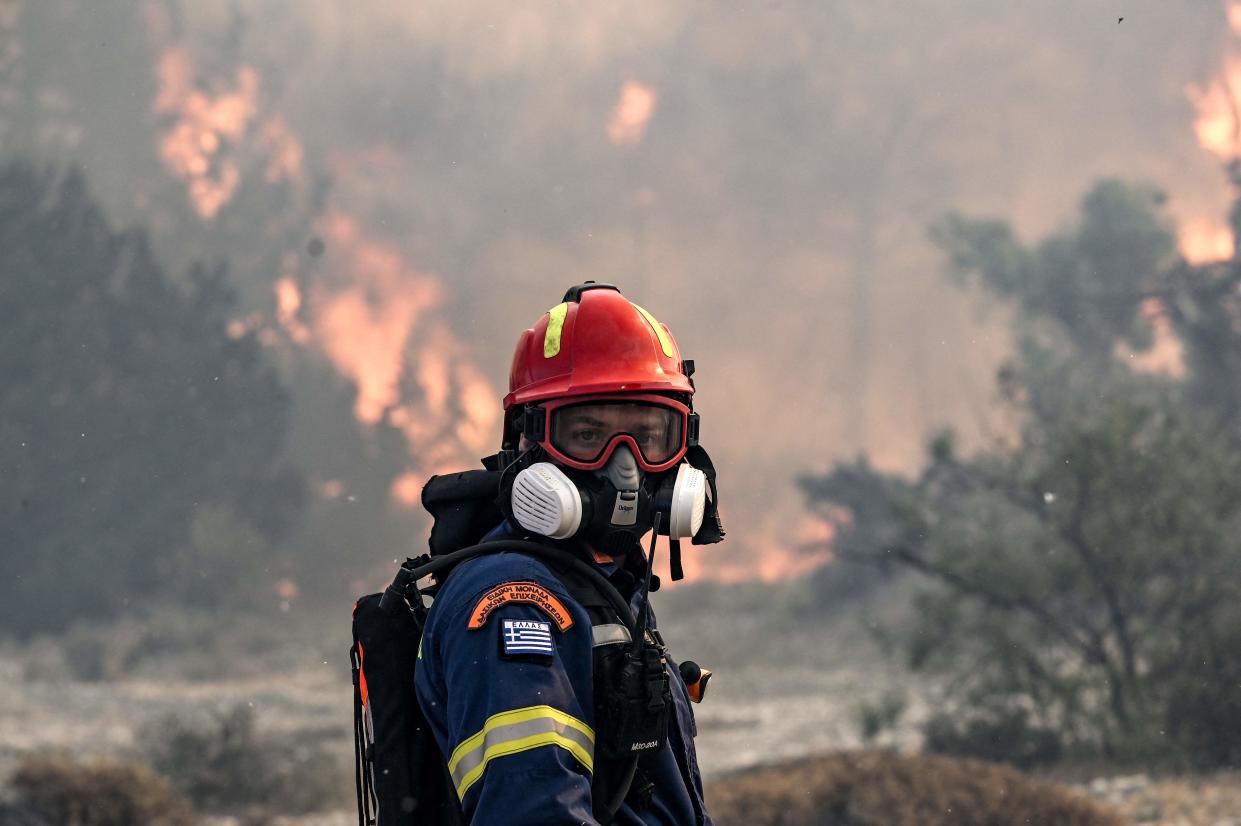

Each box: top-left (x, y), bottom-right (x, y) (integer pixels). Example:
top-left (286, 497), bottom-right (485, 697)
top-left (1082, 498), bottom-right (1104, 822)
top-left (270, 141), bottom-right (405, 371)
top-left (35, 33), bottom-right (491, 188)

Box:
top-left (501, 396), bottom-right (721, 560)
top-left (510, 447), bottom-right (707, 553)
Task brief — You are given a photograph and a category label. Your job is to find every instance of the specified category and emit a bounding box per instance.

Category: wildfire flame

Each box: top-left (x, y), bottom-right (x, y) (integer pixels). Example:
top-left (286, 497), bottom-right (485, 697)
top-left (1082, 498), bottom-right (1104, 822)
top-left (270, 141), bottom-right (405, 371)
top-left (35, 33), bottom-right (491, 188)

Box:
top-left (1121, 298), bottom-right (1186, 377)
top-left (1187, 1), bottom-right (1241, 160)
top-left (608, 81), bottom-right (657, 146)
top-left (274, 273), bottom-right (311, 344)
top-left (147, 1), bottom-right (304, 219)
top-left (390, 471), bottom-right (424, 509)
top-left (145, 3), bottom-right (499, 512)
top-left (310, 212), bottom-right (443, 425)
top-left (680, 511), bottom-right (834, 585)
top-left (1188, 63), bottom-right (1241, 161)
top-left (1179, 217), bottom-right (1235, 264)
top-left (1181, 1), bottom-right (1241, 264)
top-left (153, 46), bottom-right (258, 219)
top-left (277, 212), bottom-right (500, 505)
top-left (259, 115), bottom-right (306, 184)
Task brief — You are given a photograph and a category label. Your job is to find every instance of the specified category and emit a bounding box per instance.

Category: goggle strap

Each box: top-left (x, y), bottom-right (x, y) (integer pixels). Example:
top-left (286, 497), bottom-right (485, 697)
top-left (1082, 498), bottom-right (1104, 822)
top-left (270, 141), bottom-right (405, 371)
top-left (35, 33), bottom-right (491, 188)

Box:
top-left (521, 404), bottom-right (547, 443)
top-left (687, 412), bottom-right (700, 447)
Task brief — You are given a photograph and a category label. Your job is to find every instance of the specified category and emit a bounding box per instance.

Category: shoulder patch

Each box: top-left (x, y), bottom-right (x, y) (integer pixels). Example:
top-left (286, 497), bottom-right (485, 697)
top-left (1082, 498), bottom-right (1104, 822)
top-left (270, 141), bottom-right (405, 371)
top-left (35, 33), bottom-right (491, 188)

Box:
top-left (467, 581), bottom-right (574, 631)
top-left (500, 619), bottom-right (554, 659)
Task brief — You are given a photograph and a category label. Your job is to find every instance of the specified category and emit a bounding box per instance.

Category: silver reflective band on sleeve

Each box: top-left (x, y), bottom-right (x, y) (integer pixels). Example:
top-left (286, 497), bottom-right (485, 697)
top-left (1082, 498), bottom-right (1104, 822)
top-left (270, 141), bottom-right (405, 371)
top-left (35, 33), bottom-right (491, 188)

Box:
top-left (448, 705), bottom-right (595, 799)
top-left (591, 623), bottom-right (632, 647)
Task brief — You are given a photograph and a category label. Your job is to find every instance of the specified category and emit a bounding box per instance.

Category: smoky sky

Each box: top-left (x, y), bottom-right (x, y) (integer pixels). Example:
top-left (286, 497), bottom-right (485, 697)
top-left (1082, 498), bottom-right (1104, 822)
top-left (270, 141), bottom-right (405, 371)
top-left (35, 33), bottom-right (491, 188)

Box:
top-left (3, 0), bottom-right (1233, 578)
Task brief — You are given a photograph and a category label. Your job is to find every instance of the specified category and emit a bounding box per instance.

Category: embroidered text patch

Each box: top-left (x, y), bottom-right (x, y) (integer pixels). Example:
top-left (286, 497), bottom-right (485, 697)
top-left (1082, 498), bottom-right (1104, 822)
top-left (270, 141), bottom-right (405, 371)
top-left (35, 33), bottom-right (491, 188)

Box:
top-left (467, 581), bottom-right (574, 631)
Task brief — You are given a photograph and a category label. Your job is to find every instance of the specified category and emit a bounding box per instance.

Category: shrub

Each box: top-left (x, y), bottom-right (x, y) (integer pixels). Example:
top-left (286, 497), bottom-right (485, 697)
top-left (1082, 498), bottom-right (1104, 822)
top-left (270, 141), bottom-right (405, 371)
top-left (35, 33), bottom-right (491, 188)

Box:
top-left (854, 691), bottom-right (907, 746)
top-left (4, 752), bottom-right (194, 826)
top-left (922, 707), bottom-right (1063, 769)
top-left (1165, 635), bottom-right (1241, 770)
top-left (707, 751), bottom-right (1122, 826)
top-left (142, 703), bottom-right (347, 815)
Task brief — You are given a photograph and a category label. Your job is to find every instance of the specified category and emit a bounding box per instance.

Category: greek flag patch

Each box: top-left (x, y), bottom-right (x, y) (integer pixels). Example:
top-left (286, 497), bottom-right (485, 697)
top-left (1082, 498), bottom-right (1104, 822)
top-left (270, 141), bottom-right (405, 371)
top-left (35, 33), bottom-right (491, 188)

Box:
top-left (501, 619), bottom-right (554, 658)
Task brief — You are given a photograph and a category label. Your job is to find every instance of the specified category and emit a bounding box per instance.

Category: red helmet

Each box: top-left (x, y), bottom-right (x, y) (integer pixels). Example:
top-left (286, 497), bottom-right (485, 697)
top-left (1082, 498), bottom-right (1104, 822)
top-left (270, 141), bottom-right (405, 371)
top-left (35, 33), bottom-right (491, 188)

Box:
top-left (502, 283), bottom-right (698, 470)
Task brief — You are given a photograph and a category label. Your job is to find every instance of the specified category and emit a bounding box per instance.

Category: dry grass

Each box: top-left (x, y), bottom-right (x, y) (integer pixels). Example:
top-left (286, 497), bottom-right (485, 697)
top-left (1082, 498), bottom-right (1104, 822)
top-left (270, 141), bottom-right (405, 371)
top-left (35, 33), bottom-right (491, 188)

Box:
top-left (4, 752), bottom-right (195, 826)
top-left (707, 750), bottom-right (1124, 826)
top-left (1079, 770), bottom-right (1241, 825)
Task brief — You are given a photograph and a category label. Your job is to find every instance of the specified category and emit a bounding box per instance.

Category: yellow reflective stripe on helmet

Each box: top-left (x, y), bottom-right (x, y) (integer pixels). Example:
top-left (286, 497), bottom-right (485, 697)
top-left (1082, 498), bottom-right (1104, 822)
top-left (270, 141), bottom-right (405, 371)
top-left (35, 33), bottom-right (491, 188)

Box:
top-left (632, 303), bottom-right (675, 358)
top-left (544, 303), bottom-right (570, 358)
top-left (448, 705), bottom-right (594, 799)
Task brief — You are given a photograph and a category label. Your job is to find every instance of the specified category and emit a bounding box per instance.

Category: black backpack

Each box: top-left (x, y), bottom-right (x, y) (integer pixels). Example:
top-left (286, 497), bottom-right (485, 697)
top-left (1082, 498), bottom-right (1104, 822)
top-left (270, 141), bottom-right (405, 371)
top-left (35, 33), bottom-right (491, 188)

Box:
top-left (350, 471), bottom-right (658, 826)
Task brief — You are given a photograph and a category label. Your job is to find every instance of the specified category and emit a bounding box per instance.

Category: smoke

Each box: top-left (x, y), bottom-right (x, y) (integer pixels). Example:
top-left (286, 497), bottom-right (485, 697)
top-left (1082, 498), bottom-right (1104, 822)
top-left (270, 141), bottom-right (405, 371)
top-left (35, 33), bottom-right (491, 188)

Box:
top-left (6, 0), bottom-right (1238, 583)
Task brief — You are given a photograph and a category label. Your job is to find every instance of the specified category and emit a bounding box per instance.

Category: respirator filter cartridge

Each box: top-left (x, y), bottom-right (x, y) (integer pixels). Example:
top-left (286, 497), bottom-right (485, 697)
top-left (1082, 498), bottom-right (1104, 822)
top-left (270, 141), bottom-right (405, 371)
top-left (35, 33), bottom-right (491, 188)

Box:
top-left (666, 463), bottom-right (707, 539)
top-left (510, 462), bottom-right (583, 539)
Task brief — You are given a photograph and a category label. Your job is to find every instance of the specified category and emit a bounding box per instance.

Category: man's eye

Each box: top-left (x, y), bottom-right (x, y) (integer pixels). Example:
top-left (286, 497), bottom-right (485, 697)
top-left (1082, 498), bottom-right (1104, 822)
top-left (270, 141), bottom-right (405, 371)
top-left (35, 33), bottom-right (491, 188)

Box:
top-left (573, 429), bottom-right (601, 443)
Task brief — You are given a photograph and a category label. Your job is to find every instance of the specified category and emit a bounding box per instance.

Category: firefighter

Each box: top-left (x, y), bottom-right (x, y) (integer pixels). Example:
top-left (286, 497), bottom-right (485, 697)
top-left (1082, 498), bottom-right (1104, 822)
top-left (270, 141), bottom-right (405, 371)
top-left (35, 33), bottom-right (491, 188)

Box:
top-left (414, 283), bottom-right (721, 825)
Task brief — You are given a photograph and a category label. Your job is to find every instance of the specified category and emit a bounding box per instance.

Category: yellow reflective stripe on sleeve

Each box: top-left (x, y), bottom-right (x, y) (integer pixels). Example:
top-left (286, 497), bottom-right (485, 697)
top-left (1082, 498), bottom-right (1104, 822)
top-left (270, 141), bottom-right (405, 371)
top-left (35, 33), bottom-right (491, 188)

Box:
top-left (544, 303), bottom-right (570, 358)
top-left (448, 705), bottom-right (595, 799)
top-left (632, 303), bottom-right (675, 358)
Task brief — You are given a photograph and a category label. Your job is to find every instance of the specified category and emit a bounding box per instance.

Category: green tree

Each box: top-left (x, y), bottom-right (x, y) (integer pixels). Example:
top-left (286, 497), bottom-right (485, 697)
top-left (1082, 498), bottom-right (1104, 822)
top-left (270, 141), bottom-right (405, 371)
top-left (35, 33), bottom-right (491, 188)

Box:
top-left (0, 163), bottom-right (303, 635)
top-left (803, 179), bottom-right (1241, 766)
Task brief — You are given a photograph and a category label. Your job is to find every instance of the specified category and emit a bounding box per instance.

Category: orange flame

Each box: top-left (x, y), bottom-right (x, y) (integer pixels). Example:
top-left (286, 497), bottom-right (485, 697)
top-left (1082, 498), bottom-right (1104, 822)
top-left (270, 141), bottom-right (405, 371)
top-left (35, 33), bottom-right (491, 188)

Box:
top-left (1187, 2), bottom-right (1241, 160)
top-left (259, 114), bottom-right (305, 183)
top-left (674, 508), bottom-right (834, 585)
top-left (1181, 2), bottom-right (1241, 268)
top-left (608, 81), bottom-right (658, 146)
top-left (226, 313), bottom-right (263, 340)
top-left (292, 213), bottom-right (500, 501)
top-left (274, 275), bottom-right (312, 344)
top-left (1179, 217), bottom-right (1235, 264)
top-left (153, 46), bottom-right (259, 219)
top-left (273, 578), bottom-right (300, 601)
top-left (390, 471), bottom-right (424, 508)
top-left (311, 212), bottom-right (444, 425)
top-left (147, 0), bottom-right (306, 220)
top-left (145, 20), bottom-right (501, 508)
top-left (1121, 298), bottom-right (1186, 377)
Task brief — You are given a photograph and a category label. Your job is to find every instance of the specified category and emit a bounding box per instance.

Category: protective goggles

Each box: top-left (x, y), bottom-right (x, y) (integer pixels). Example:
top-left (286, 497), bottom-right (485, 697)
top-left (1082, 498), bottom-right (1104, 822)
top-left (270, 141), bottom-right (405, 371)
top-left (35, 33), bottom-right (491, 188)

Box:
top-left (520, 394), bottom-right (699, 472)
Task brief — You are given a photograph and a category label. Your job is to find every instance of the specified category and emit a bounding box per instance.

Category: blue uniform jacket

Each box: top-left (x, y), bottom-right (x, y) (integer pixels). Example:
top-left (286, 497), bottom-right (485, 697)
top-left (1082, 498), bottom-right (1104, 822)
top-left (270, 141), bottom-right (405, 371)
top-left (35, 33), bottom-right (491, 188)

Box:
top-left (414, 528), bottom-right (712, 825)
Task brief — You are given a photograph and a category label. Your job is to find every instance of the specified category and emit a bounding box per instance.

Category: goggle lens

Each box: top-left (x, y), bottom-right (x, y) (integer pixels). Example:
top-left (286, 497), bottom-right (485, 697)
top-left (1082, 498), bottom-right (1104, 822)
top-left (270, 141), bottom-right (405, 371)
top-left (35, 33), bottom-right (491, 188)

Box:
top-left (549, 401), bottom-right (684, 466)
